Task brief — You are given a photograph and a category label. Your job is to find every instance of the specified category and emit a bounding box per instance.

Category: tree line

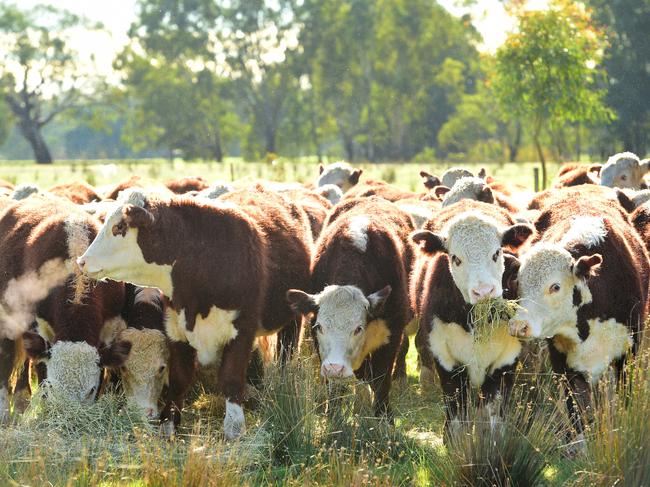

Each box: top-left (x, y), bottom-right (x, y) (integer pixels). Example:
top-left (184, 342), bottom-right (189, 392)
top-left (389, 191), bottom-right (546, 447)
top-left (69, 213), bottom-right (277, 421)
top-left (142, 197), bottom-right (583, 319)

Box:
top-left (0, 0), bottom-right (648, 165)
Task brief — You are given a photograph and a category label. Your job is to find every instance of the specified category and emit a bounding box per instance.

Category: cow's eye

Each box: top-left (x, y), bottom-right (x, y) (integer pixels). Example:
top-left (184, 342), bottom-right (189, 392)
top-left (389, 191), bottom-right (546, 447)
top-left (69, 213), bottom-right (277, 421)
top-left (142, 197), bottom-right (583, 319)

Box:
top-left (87, 385), bottom-right (97, 399)
top-left (549, 283), bottom-right (561, 294)
top-left (451, 255), bottom-right (462, 266)
top-left (158, 365), bottom-right (166, 375)
top-left (353, 326), bottom-right (364, 336)
top-left (492, 249), bottom-right (500, 262)
top-left (112, 220), bottom-right (127, 237)
top-left (313, 323), bottom-right (322, 333)
top-left (620, 174), bottom-right (627, 181)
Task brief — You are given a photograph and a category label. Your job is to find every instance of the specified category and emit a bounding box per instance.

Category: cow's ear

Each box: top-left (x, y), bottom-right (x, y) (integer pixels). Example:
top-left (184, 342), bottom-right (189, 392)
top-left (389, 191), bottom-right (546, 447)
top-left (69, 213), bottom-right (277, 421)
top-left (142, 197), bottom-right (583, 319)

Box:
top-left (348, 169), bottom-right (363, 186)
top-left (588, 164), bottom-right (603, 177)
top-left (23, 331), bottom-right (50, 361)
top-left (478, 167), bottom-right (487, 179)
top-left (318, 164), bottom-right (324, 175)
top-left (502, 254), bottom-right (521, 299)
top-left (99, 340), bottom-right (132, 368)
top-left (286, 289), bottom-right (318, 315)
top-left (501, 223), bottom-right (533, 249)
top-left (434, 186), bottom-right (451, 200)
top-left (478, 185), bottom-right (494, 204)
top-left (367, 285), bottom-right (391, 318)
top-left (572, 254), bottom-right (602, 279)
top-left (123, 204), bottom-right (155, 228)
top-left (412, 230), bottom-right (447, 254)
top-left (615, 188), bottom-right (636, 212)
top-left (640, 159), bottom-right (650, 174)
top-left (419, 171), bottom-right (441, 189)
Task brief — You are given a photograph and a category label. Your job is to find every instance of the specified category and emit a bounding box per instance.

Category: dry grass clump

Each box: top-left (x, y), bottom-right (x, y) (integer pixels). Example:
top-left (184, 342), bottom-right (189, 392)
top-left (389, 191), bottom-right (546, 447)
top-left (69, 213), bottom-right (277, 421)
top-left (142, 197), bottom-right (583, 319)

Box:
top-left (469, 298), bottom-right (520, 344)
top-left (575, 349), bottom-right (650, 486)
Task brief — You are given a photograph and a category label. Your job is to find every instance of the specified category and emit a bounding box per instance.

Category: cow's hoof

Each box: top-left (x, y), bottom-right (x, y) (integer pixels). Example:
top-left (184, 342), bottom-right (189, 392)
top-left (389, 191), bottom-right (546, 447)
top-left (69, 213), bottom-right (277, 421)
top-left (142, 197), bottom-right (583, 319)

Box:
top-left (223, 401), bottom-right (246, 440)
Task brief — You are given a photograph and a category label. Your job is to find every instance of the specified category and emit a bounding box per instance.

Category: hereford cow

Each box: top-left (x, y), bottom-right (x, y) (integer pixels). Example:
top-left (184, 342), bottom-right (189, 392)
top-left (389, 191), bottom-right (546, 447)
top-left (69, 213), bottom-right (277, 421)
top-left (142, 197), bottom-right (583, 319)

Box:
top-left (435, 177), bottom-right (520, 213)
top-left (317, 161), bottom-right (363, 192)
top-left (599, 151), bottom-right (649, 189)
top-left (509, 205), bottom-right (649, 445)
top-left (103, 175), bottom-right (173, 200)
top-left (49, 181), bottom-right (102, 204)
top-left (343, 181), bottom-right (424, 202)
top-left (165, 176), bottom-right (210, 194)
top-left (411, 200), bottom-right (533, 434)
top-left (552, 163), bottom-right (601, 188)
top-left (287, 197), bottom-right (415, 418)
top-left (77, 188), bottom-right (311, 439)
top-left (0, 197), bottom-right (131, 415)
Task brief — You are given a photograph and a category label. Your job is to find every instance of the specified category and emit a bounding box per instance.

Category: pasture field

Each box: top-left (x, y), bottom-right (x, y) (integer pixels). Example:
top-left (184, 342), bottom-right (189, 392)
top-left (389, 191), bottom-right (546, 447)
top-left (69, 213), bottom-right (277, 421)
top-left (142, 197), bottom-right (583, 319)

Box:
top-left (0, 159), bottom-right (647, 486)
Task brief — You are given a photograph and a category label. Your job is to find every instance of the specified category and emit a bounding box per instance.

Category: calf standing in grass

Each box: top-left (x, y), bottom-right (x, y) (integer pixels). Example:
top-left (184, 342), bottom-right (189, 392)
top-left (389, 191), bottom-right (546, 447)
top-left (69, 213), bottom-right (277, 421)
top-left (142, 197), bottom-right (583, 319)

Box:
top-left (0, 196), bottom-right (131, 416)
top-left (411, 200), bottom-right (532, 434)
top-left (508, 208), bottom-right (649, 445)
top-left (287, 198), bottom-right (415, 418)
top-left (78, 188), bottom-right (311, 439)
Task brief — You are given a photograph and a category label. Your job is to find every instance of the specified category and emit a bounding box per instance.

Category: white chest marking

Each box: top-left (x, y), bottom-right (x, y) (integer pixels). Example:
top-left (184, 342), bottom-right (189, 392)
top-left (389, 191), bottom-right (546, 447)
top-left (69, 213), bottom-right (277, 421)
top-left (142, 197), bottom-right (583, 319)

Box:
top-left (165, 306), bottom-right (239, 365)
top-left (428, 317), bottom-right (522, 387)
top-left (560, 318), bottom-right (632, 383)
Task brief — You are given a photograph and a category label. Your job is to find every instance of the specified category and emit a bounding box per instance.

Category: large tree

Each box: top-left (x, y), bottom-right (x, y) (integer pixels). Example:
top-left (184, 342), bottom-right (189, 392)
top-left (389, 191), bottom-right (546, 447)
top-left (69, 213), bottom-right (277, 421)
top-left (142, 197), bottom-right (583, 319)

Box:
top-left (0, 4), bottom-right (103, 163)
top-left (588, 0), bottom-right (650, 155)
top-left (494, 0), bottom-right (611, 186)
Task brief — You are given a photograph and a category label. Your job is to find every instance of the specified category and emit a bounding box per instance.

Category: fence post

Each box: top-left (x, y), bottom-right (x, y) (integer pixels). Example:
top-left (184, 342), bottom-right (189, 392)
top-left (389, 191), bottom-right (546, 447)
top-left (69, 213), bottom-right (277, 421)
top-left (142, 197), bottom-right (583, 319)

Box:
top-left (230, 162), bottom-right (235, 182)
top-left (533, 167), bottom-right (540, 192)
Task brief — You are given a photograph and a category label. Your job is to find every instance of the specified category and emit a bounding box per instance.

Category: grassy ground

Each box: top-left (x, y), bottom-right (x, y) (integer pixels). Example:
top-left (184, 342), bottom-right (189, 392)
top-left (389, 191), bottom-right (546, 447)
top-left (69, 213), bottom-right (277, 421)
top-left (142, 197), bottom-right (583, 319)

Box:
top-left (0, 158), bottom-right (564, 192)
top-left (0, 159), bottom-right (646, 486)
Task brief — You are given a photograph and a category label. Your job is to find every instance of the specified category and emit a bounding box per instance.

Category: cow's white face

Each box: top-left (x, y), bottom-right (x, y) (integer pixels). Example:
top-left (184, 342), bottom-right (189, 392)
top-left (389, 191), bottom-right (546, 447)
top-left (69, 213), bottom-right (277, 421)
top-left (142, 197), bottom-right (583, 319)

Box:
top-left (78, 191), bottom-right (173, 295)
top-left (46, 341), bottom-right (102, 404)
top-left (600, 152), bottom-right (649, 189)
top-left (441, 167), bottom-right (474, 188)
top-left (441, 177), bottom-right (493, 207)
top-left (509, 245), bottom-right (600, 340)
top-left (119, 328), bottom-right (169, 419)
top-left (317, 162), bottom-right (362, 192)
top-left (287, 285), bottom-right (391, 378)
top-left (412, 212), bottom-right (533, 305)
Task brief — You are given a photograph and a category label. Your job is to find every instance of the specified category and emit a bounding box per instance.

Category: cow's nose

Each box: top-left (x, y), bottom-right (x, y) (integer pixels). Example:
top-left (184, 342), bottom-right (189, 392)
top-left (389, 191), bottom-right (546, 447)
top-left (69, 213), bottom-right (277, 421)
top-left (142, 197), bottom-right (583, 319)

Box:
top-left (145, 408), bottom-right (157, 419)
top-left (508, 319), bottom-right (530, 338)
top-left (321, 362), bottom-right (345, 377)
top-left (76, 256), bottom-right (86, 271)
top-left (471, 284), bottom-right (496, 300)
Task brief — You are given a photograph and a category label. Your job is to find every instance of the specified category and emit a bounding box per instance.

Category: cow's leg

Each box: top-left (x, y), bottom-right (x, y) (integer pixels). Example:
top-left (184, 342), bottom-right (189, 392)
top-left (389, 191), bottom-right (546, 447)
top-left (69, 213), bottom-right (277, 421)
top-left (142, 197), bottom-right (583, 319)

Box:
top-left (34, 361), bottom-right (47, 385)
top-left (392, 333), bottom-right (409, 384)
top-left (415, 323), bottom-right (437, 387)
top-left (13, 358), bottom-right (31, 413)
top-left (365, 329), bottom-right (402, 420)
top-left (275, 318), bottom-right (302, 364)
top-left (218, 322), bottom-right (255, 440)
top-left (434, 358), bottom-right (469, 440)
top-left (160, 341), bottom-right (197, 437)
top-left (480, 362), bottom-right (517, 429)
top-left (0, 339), bottom-right (15, 422)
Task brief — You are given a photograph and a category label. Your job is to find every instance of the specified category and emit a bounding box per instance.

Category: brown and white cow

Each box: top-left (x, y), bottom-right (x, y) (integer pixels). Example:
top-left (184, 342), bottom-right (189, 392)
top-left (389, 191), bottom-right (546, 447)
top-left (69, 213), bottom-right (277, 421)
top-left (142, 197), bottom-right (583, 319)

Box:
top-left (287, 197), bottom-right (415, 417)
top-left (435, 177), bottom-right (520, 213)
top-left (77, 187), bottom-right (311, 439)
top-left (410, 200), bottom-right (533, 433)
top-left (599, 151), bottom-right (650, 189)
top-left (317, 161), bottom-right (363, 192)
top-left (164, 176), bottom-right (210, 194)
top-left (508, 205), bottom-right (649, 442)
top-left (49, 181), bottom-right (102, 204)
top-left (552, 163), bottom-right (601, 188)
top-left (0, 196), bottom-right (131, 416)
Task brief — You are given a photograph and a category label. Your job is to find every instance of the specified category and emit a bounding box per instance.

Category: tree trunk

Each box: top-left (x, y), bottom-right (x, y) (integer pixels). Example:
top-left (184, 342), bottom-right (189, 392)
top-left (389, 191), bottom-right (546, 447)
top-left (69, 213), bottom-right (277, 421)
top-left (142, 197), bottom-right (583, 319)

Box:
top-left (213, 139), bottom-right (223, 163)
top-left (342, 134), bottom-right (354, 162)
top-left (265, 128), bottom-right (277, 155)
top-left (20, 123), bottom-right (52, 164)
top-left (575, 124), bottom-right (581, 162)
top-left (508, 121), bottom-right (522, 162)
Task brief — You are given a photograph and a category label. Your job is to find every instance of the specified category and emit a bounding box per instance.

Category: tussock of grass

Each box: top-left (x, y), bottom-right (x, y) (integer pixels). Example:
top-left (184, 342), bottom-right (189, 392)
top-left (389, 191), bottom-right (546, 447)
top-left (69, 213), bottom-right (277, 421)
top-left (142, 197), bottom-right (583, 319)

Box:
top-left (469, 298), bottom-right (520, 344)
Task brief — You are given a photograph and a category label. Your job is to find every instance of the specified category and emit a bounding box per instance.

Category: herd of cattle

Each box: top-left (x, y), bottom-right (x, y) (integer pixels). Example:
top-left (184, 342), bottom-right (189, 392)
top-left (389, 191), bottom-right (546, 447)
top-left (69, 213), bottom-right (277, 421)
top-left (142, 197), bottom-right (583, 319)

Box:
top-left (0, 151), bottom-right (649, 448)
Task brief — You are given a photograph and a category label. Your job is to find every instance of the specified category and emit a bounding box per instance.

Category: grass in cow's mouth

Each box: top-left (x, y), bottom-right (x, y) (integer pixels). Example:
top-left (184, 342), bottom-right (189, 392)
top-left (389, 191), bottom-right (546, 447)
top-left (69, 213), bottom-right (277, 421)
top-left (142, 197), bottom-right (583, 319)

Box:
top-left (469, 297), bottom-right (520, 344)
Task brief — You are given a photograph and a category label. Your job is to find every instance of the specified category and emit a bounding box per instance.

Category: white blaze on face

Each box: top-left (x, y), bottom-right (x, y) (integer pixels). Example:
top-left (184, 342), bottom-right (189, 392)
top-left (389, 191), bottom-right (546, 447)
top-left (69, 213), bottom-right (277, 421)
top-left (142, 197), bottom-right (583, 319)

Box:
top-left (312, 285), bottom-right (390, 378)
top-left (46, 341), bottom-right (102, 404)
top-left (316, 184), bottom-right (343, 205)
top-left (441, 167), bottom-right (474, 188)
top-left (118, 328), bottom-right (169, 419)
top-left (317, 162), bottom-right (359, 192)
top-left (444, 213), bottom-right (505, 304)
top-left (442, 177), bottom-right (490, 207)
top-left (600, 152), bottom-right (647, 189)
top-left (510, 245), bottom-right (590, 339)
top-left (79, 191), bottom-right (173, 296)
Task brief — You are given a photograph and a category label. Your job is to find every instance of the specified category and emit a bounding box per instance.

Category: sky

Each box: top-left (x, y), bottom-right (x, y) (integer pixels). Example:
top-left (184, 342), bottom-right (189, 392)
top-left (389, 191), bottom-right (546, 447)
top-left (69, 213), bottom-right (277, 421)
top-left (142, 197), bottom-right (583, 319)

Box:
top-left (18, 0), bottom-right (550, 77)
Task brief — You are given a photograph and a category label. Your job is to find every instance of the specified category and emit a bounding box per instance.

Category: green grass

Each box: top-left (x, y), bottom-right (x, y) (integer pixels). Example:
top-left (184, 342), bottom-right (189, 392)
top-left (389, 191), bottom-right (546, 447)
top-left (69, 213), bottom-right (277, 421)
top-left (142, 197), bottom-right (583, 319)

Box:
top-left (0, 157), bottom-right (565, 192)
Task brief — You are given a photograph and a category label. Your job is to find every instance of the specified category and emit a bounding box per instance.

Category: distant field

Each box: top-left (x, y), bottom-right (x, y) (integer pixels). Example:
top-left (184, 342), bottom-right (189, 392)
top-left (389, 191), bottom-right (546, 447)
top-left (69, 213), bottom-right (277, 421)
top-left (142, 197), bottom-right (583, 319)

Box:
top-left (0, 158), bottom-right (563, 191)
